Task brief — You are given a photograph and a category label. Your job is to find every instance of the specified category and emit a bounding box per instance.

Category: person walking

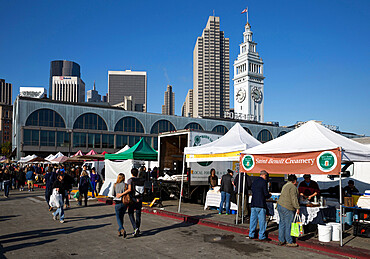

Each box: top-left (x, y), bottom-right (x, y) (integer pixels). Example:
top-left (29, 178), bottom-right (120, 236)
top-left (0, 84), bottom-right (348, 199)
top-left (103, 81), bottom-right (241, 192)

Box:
top-left (51, 173), bottom-right (65, 223)
top-left (78, 170), bottom-right (89, 207)
top-left (44, 166), bottom-right (56, 211)
top-left (3, 168), bottom-right (11, 198)
top-left (90, 168), bottom-right (99, 198)
top-left (248, 170), bottom-right (271, 241)
top-left (127, 168), bottom-right (145, 237)
top-left (25, 166), bottom-right (36, 192)
top-left (112, 173), bottom-right (128, 237)
top-left (234, 171), bottom-right (252, 219)
top-left (0, 166), bottom-right (4, 192)
top-left (218, 169), bottom-right (234, 215)
top-left (277, 174), bottom-right (300, 247)
top-left (63, 171), bottom-right (74, 209)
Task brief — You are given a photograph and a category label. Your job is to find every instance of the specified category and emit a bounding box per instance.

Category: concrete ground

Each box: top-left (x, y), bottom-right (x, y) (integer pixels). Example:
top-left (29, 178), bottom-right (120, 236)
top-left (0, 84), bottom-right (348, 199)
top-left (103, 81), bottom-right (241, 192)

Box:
top-left (0, 189), bottom-right (344, 259)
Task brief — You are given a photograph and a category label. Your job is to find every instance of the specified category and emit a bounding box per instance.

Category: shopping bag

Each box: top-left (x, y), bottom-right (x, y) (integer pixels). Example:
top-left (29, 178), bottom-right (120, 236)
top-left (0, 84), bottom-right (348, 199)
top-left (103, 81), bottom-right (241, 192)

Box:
top-left (291, 213), bottom-right (304, 237)
top-left (49, 188), bottom-right (63, 208)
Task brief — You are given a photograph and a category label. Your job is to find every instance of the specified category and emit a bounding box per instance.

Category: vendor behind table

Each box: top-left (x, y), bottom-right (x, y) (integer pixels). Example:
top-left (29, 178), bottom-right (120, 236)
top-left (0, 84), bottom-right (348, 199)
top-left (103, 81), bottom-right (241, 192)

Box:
top-left (298, 174), bottom-right (320, 202)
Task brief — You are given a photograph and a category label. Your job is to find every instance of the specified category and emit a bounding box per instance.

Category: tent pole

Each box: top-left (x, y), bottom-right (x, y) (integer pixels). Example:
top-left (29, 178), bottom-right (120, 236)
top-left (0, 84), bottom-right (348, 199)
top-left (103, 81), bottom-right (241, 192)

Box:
top-left (339, 170), bottom-right (343, 246)
top-left (242, 172), bottom-right (246, 224)
top-left (178, 154), bottom-right (186, 213)
top-left (236, 171), bottom-right (241, 225)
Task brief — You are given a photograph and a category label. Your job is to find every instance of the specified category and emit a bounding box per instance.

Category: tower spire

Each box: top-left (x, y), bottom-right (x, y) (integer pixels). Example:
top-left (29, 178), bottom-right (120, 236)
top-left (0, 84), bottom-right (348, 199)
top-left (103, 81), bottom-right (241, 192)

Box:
top-left (93, 80), bottom-right (96, 91)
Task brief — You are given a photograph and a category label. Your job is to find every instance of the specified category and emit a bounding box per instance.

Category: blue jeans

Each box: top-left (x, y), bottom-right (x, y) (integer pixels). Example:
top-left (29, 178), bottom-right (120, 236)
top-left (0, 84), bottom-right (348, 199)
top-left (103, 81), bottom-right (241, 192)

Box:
top-left (219, 191), bottom-right (231, 214)
top-left (277, 204), bottom-right (295, 244)
top-left (45, 187), bottom-right (51, 207)
top-left (128, 201), bottom-right (142, 230)
top-left (249, 207), bottom-right (267, 239)
top-left (0, 181), bottom-right (3, 191)
top-left (53, 205), bottom-right (65, 221)
top-left (3, 180), bottom-right (10, 197)
top-left (115, 202), bottom-right (127, 232)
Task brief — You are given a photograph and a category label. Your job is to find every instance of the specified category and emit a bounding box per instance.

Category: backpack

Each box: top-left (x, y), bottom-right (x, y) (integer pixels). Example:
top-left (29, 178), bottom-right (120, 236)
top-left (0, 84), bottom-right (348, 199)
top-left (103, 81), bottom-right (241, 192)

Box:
top-left (130, 177), bottom-right (145, 201)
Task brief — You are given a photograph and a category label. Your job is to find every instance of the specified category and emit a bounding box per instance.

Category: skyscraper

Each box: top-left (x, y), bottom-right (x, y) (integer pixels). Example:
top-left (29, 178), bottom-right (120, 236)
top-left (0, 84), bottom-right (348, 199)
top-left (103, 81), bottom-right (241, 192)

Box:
top-left (108, 70), bottom-right (147, 112)
top-left (0, 79), bottom-right (12, 105)
top-left (162, 85), bottom-right (175, 115)
top-left (87, 81), bottom-right (101, 103)
top-left (233, 21), bottom-right (264, 122)
top-left (49, 60), bottom-right (85, 103)
top-left (182, 89), bottom-right (193, 117)
top-left (192, 16), bottom-right (230, 118)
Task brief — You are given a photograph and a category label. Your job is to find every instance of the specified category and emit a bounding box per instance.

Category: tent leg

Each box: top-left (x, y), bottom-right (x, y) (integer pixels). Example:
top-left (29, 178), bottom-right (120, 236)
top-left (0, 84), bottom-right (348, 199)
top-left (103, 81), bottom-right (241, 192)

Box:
top-left (242, 173), bottom-right (246, 225)
top-left (178, 154), bottom-right (186, 213)
top-left (339, 173), bottom-right (343, 247)
top-left (236, 171), bottom-right (241, 225)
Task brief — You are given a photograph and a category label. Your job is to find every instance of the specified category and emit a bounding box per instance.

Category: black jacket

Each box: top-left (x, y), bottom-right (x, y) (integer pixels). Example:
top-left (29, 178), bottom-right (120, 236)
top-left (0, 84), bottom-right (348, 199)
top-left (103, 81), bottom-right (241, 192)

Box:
top-left (220, 174), bottom-right (233, 194)
top-left (234, 173), bottom-right (252, 194)
top-left (251, 177), bottom-right (270, 209)
top-left (52, 180), bottom-right (65, 198)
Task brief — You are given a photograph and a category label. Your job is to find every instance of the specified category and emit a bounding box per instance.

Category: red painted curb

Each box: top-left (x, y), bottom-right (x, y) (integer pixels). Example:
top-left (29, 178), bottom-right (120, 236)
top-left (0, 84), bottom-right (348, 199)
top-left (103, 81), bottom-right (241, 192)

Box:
top-left (97, 198), bottom-right (369, 259)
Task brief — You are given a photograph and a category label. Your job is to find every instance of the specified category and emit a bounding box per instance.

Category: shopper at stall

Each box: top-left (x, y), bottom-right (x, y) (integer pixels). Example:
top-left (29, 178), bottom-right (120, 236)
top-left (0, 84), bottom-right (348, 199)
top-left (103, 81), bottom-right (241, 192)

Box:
top-left (112, 173), bottom-right (128, 238)
top-left (127, 168), bottom-right (145, 237)
top-left (234, 171), bottom-right (252, 219)
top-left (248, 170), bottom-right (271, 241)
top-left (25, 166), bottom-right (36, 192)
top-left (298, 174), bottom-right (320, 201)
top-left (344, 180), bottom-right (359, 196)
top-left (90, 168), bottom-right (100, 198)
top-left (78, 171), bottom-right (90, 207)
top-left (218, 169), bottom-right (234, 215)
top-left (15, 165), bottom-right (25, 191)
top-left (208, 168), bottom-right (218, 190)
top-left (277, 174), bottom-right (300, 247)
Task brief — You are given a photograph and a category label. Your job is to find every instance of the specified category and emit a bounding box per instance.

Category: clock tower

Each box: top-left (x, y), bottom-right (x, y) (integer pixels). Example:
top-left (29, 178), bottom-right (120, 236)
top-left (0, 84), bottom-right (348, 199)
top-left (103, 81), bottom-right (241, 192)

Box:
top-left (233, 21), bottom-right (264, 122)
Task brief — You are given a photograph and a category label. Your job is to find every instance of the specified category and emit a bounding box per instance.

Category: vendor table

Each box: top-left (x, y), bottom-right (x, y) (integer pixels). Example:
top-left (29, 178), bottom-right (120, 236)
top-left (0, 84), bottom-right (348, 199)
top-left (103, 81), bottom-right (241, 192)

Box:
top-left (204, 189), bottom-right (238, 211)
top-left (274, 205), bottom-right (327, 225)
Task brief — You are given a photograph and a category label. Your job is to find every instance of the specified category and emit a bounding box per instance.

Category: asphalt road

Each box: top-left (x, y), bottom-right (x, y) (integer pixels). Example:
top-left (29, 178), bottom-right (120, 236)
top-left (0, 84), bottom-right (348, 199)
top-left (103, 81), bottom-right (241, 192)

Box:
top-left (0, 189), bottom-right (339, 259)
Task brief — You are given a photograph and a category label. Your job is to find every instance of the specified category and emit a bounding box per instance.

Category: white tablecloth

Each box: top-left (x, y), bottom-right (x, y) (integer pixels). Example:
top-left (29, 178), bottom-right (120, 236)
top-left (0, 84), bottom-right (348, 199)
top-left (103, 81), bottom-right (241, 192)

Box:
top-left (204, 190), bottom-right (238, 211)
top-left (274, 205), bottom-right (327, 225)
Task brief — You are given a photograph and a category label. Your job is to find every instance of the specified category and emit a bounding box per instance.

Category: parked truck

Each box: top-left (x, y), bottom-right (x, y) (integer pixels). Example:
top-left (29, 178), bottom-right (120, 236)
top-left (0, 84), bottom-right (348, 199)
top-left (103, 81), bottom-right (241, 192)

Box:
top-left (158, 129), bottom-right (236, 203)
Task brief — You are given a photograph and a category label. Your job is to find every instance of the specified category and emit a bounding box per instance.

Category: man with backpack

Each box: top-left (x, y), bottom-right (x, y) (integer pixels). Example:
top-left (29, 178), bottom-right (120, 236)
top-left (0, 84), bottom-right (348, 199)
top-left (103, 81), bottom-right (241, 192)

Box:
top-left (127, 168), bottom-right (145, 237)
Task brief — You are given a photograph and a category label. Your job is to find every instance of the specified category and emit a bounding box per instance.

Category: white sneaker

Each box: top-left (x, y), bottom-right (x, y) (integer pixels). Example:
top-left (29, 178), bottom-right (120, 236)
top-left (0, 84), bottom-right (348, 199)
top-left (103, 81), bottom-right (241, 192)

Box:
top-left (52, 214), bottom-right (57, 221)
top-left (60, 220), bottom-right (64, 223)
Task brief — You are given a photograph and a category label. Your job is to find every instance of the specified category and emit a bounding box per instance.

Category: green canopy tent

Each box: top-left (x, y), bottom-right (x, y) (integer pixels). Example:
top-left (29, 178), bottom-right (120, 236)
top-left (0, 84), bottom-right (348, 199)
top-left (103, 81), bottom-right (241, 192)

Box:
top-left (105, 138), bottom-right (158, 161)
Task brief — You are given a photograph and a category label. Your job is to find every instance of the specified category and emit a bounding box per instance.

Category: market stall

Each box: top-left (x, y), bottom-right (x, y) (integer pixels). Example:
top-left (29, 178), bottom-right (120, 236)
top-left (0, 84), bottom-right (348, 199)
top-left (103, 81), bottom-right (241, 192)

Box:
top-left (239, 120), bottom-right (370, 246)
top-left (101, 138), bottom-right (158, 196)
top-left (180, 123), bottom-right (261, 220)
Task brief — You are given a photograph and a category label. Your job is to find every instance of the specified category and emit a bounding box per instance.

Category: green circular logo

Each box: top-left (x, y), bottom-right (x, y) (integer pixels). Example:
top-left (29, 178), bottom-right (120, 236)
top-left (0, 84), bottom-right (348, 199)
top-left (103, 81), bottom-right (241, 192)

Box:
top-left (242, 155), bottom-right (255, 171)
top-left (197, 161), bottom-right (213, 167)
top-left (317, 151), bottom-right (337, 172)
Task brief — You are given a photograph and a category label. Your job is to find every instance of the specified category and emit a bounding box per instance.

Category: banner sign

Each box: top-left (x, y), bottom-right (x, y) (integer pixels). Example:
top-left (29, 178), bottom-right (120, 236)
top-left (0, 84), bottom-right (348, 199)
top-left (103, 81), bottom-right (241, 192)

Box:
top-left (240, 148), bottom-right (341, 175)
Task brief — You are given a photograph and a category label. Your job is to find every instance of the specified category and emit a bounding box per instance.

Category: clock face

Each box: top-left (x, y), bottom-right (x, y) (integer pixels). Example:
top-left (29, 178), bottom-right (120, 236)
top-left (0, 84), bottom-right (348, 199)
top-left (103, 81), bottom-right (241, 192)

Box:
top-left (251, 87), bottom-right (262, 102)
top-left (236, 88), bottom-right (246, 103)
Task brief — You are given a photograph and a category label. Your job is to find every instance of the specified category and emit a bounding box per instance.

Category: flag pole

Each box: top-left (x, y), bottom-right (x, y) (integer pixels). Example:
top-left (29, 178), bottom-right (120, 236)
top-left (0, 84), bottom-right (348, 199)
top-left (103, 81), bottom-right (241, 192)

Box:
top-left (247, 7), bottom-right (249, 23)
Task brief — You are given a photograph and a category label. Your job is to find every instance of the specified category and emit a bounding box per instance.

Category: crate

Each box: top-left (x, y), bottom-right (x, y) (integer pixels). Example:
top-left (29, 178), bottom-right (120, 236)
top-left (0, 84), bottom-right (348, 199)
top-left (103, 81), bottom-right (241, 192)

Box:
top-left (353, 222), bottom-right (370, 238)
top-left (344, 197), bottom-right (354, 207)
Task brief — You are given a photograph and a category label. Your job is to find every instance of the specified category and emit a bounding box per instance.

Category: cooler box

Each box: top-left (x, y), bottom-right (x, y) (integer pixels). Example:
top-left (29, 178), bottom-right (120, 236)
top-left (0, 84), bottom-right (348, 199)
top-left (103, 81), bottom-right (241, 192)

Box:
top-left (353, 222), bottom-right (370, 238)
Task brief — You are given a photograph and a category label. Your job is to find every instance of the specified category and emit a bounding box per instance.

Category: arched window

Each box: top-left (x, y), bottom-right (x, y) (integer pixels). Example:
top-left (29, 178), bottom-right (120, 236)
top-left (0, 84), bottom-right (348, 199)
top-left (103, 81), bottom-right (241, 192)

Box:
top-left (243, 127), bottom-right (253, 136)
top-left (184, 123), bottom-right (204, 131)
top-left (73, 113), bottom-right (107, 130)
top-left (212, 125), bottom-right (228, 134)
top-left (25, 109), bottom-right (65, 128)
top-left (257, 129), bottom-right (273, 143)
top-left (114, 116), bottom-right (144, 133)
top-left (277, 131), bottom-right (288, 137)
top-left (150, 120), bottom-right (176, 134)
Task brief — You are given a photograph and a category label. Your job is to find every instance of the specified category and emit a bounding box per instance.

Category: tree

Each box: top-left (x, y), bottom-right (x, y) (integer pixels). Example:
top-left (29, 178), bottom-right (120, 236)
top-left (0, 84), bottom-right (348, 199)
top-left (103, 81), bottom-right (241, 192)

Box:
top-left (1, 141), bottom-right (12, 158)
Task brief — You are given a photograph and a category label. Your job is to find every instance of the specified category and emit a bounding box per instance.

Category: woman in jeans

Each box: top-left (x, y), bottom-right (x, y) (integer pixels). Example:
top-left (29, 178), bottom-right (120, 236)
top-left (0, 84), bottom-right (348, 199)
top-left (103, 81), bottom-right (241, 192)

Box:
top-left (112, 173), bottom-right (128, 237)
top-left (3, 168), bottom-right (11, 198)
top-left (78, 171), bottom-right (89, 207)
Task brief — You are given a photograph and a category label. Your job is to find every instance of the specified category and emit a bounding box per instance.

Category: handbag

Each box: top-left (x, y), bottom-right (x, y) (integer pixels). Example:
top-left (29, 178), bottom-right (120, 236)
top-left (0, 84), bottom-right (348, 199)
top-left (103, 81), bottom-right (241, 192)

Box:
top-left (122, 193), bottom-right (132, 205)
top-left (49, 188), bottom-right (63, 208)
top-left (291, 213), bottom-right (304, 237)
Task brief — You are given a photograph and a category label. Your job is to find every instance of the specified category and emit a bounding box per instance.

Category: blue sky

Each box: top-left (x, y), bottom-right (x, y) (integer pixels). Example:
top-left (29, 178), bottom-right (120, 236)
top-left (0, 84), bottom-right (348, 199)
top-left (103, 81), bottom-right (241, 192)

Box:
top-left (1, 0), bottom-right (369, 135)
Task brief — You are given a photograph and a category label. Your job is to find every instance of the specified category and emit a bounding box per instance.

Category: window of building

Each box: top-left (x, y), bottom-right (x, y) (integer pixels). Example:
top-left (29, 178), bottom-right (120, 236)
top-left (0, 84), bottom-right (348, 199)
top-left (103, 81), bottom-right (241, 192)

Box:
top-left (73, 132), bottom-right (87, 148)
top-left (212, 125), bottom-right (228, 134)
top-left (277, 131), bottom-right (288, 137)
top-left (116, 135), bottom-right (128, 149)
top-left (243, 127), bottom-right (253, 136)
top-left (150, 120), bottom-right (176, 134)
top-left (57, 132), bottom-right (69, 147)
top-left (25, 109), bottom-right (65, 128)
top-left (114, 117), bottom-right (144, 133)
top-left (102, 134), bottom-right (114, 149)
top-left (24, 129), bottom-right (39, 146)
top-left (184, 123), bottom-right (204, 131)
top-left (73, 113), bottom-right (107, 130)
top-left (40, 130), bottom-right (55, 146)
top-left (257, 129), bottom-right (273, 143)
top-left (88, 133), bottom-right (101, 149)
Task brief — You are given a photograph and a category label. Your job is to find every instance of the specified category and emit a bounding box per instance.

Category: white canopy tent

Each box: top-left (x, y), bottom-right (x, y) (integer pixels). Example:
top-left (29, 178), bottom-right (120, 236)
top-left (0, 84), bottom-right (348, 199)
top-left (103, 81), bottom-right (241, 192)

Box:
top-left (240, 121), bottom-right (370, 246)
top-left (19, 154), bottom-right (38, 163)
top-left (179, 123), bottom-right (262, 220)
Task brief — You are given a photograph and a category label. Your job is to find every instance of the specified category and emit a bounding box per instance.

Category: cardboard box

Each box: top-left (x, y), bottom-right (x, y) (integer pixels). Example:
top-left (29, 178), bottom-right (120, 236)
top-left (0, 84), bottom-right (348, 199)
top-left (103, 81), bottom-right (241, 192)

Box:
top-left (344, 196), bottom-right (354, 207)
